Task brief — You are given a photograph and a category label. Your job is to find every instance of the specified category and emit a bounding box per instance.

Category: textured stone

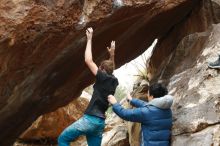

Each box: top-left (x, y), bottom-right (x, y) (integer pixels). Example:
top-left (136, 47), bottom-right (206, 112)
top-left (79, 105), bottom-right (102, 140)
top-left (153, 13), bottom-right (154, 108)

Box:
top-left (172, 125), bottom-right (220, 146)
top-left (148, 0), bottom-right (220, 82)
top-left (19, 97), bottom-right (88, 142)
top-left (146, 4), bottom-right (220, 143)
top-left (101, 116), bottom-right (129, 146)
top-left (130, 1), bottom-right (220, 146)
top-left (168, 24), bottom-right (220, 146)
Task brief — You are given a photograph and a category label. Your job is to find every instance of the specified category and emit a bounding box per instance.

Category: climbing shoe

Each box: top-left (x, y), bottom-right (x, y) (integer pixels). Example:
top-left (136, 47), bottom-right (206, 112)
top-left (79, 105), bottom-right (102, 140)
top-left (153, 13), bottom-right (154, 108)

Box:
top-left (208, 55), bottom-right (220, 69)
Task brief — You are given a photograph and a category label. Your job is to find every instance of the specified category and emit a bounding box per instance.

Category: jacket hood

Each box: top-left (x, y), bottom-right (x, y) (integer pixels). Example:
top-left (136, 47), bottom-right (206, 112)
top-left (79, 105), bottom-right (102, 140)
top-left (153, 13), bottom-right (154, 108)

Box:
top-left (148, 95), bottom-right (173, 109)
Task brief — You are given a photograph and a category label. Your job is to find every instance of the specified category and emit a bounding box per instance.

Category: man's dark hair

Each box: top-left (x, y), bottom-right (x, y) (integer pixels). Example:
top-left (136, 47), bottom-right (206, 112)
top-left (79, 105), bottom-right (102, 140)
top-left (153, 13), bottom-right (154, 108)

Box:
top-left (149, 83), bottom-right (168, 98)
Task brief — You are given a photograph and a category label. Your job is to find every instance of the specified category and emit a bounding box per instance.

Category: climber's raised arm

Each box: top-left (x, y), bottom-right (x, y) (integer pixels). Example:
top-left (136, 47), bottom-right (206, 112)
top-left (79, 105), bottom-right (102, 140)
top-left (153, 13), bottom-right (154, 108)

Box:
top-left (85, 27), bottom-right (98, 75)
top-left (107, 41), bottom-right (115, 69)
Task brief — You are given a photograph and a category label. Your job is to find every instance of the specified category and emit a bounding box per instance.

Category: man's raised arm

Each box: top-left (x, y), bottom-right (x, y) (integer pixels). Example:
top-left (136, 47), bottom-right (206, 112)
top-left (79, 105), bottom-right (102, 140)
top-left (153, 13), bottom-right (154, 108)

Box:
top-left (107, 41), bottom-right (115, 69)
top-left (85, 27), bottom-right (98, 75)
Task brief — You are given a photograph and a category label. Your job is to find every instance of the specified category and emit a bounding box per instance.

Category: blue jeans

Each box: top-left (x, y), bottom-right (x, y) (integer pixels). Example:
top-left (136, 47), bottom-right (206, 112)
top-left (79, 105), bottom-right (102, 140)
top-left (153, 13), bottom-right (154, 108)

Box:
top-left (58, 114), bottom-right (105, 146)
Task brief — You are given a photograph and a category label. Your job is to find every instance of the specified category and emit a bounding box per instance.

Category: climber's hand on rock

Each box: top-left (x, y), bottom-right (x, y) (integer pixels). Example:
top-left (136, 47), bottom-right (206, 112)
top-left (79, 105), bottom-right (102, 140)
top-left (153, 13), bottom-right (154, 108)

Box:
top-left (107, 41), bottom-right (115, 56)
top-left (108, 95), bottom-right (117, 105)
top-left (86, 27), bottom-right (93, 40)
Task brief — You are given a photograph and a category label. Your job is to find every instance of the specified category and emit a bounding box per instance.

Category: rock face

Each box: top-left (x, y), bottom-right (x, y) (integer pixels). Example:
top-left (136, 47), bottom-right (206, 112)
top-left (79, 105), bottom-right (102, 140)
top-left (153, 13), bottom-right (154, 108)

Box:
top-left (146, 0), bottom-right (220, 145)
top-left (101, 115), bottom-right (129, 146)
top-left (0, 0), bottom-right (201, 145)
top-left (128, 25), bottom-right (220, 146)
top-left (148, 0), bottom-right (220, 81)
top-left (106, 0), bottom-right (220, 145)
top-left (169, 24), bottom-right (220, 146)
top-left (18, 97), bottom-right (88, 143)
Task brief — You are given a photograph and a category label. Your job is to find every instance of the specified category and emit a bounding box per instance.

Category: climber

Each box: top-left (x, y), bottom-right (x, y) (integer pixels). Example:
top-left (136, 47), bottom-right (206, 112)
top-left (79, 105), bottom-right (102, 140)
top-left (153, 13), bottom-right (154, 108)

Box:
top-left (58, 27), bottom-right (119, 146)
top-left (108, 83), bottom-right (173, 146)
top-left (208, 54), bottom-right (220, 69)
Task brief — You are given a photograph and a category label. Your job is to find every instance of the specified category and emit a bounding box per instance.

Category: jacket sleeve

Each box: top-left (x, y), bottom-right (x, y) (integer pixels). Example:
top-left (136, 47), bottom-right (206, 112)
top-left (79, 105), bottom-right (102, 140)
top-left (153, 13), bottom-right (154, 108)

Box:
top-left (130, 98), bottom-right (148, 107)
top-left (112, 103), bottom-right (147, 122)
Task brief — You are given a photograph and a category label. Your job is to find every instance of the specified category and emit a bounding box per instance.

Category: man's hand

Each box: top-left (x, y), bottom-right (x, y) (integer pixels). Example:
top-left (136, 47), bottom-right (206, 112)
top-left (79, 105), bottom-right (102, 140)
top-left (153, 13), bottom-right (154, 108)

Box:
top-left (107, 41), bottom-right (115, 56)
top-left (126, 92), bottom-right (132, 102)
top-left (108, 95), bottom-right (117, 105)
top-left (86, 27), bottom-right (93, 40)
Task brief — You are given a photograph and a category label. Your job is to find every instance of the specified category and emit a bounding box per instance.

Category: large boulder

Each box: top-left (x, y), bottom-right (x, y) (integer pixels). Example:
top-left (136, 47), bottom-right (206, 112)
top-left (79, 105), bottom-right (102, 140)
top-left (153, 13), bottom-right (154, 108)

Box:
top-left (18, 97), bottom-right (88, 143)
top-left (126, 0), bottom-right (220, 145)
top-left (128, 24), bottom-right (220, 146)
top-left (0, 0), bottom-right (201, 145)
top-left (148, 0), bottom-right (220, 81)
top-left (169, 24), bottom-right (220, 146)
top-left (101, 114), bottom-right (129, 146)
top-left (146, 0), bottom-right (220, 145)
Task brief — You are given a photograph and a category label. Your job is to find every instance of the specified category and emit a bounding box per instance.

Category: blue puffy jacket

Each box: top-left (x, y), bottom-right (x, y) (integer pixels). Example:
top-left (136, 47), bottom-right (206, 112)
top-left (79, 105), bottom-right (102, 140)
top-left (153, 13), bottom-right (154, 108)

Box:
top-left (112, 95), bottom-right (173, 146)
